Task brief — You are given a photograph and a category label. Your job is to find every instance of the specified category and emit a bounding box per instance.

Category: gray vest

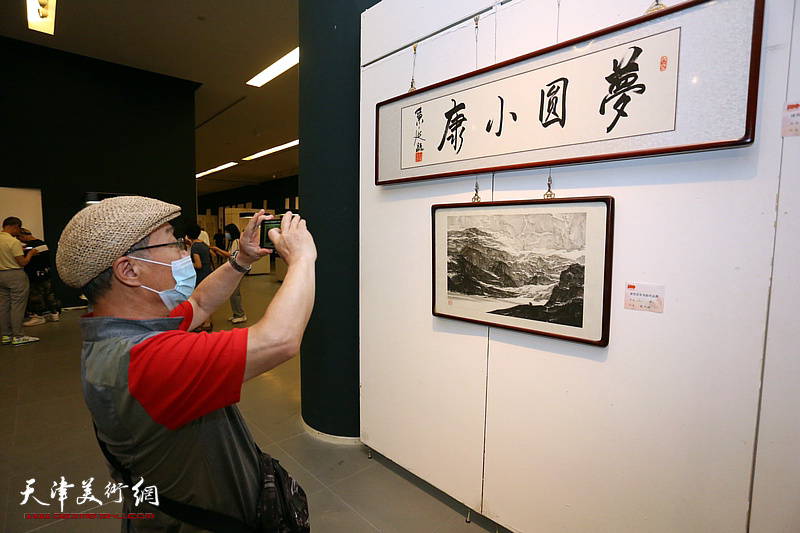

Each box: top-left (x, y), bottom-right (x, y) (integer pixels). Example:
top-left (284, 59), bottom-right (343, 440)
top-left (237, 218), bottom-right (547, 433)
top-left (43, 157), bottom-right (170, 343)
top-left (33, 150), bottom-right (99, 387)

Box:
top-left (80, 314), bottom-right (259, 531)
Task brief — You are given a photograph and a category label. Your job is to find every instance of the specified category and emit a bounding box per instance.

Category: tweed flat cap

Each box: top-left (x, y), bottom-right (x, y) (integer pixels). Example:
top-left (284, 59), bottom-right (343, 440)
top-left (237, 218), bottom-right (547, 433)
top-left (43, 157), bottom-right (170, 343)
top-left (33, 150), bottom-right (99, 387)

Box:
top-left (56, 196), bottom-right (181, 288)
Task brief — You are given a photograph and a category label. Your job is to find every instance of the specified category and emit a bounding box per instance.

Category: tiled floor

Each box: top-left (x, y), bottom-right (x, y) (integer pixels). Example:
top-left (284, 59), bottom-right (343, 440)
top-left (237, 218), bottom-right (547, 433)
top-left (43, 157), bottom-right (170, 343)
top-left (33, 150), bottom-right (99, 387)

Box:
top-left (1, 273), bottom-right (509, 532)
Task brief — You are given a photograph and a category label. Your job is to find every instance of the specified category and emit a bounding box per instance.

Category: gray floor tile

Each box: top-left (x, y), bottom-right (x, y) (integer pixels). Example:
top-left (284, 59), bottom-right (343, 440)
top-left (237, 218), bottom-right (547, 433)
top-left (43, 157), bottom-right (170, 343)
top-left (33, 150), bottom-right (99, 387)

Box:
top-left (241, 409), bottom-right (305, 446)
top-left (0, 432), bottom-right (13, 477)
top-left (11, 418), bottom-right (97, 472)
top-left (329, 455), bottom-right (460, 533)
top-left (259, 442), bottom-right (326, 496)
top-left (16, 374), bottom-right (84, 405)
top-left (278, 432), bottom-right (374, 487)
top-left (0, 382), bottom-right (20, 408)
top-left (307, 488), bottom-right (380, 532)
top-left (0, 404), bottom-right (16, 431)
top-left (1, 474), bottom-right (10, 532)
top-left (14, 392), bottom-right (87, 431)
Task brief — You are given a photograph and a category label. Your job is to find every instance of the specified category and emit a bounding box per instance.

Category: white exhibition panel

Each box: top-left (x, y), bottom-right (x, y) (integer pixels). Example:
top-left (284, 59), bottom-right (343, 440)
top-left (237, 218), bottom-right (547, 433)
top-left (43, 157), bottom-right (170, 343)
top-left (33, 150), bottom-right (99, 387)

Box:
top-left (361, 0), bottom-right (798, 531)
top-left (360, 16), bottom-right (493, 511)
top-left (0, 187), bottom-right (44, 239)
top-left (483, 150), bottom-right (779, 528)
top-left (494, 0), bottom-right (559, 61)
top-left (361, 0), bottom-right (494, 66)
top-left (749, 1), bottom-right (800, 530)
top-left (557, 0), bottom-right (691, 42)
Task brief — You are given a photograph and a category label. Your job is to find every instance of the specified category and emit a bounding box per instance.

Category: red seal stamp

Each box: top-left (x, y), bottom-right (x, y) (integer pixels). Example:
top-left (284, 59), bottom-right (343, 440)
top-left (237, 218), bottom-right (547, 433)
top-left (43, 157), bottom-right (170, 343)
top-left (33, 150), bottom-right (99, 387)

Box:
top-left (660, 56), bottom-right (668, 71)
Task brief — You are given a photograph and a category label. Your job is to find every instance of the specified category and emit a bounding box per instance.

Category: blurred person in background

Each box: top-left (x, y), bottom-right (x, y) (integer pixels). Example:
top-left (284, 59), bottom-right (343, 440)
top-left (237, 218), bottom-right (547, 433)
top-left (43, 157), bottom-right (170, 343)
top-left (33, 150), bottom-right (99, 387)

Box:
top-left (0, 217), bottom-right (39, 345)
top-left (17, 228), bottom-right (61, 326)
top-left (185, 223), bottom-right (213, 331)
top-left (211, 223), bottom-right (247, 323)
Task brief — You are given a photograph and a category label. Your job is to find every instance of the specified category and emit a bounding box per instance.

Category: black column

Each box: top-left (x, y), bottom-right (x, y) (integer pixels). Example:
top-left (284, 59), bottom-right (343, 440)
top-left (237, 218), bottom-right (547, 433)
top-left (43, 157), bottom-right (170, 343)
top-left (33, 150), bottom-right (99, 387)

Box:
top-left (298, 0), bottom-right (379, 437)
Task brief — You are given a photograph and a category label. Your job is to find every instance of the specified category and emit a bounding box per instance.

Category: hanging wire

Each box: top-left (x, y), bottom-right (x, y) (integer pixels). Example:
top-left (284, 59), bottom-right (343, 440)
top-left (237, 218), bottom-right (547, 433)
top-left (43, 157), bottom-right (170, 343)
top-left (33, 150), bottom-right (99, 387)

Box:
top-left (474, 15), bottom-right (480, 70)
top-left (544, 170), bottom-right (556, 199)
top-left (470, 16), bottom-right (482, 203)
top-left (408, 43), bottom-right (418, 93)
top-left (645, 0), bottom-right (668, 14)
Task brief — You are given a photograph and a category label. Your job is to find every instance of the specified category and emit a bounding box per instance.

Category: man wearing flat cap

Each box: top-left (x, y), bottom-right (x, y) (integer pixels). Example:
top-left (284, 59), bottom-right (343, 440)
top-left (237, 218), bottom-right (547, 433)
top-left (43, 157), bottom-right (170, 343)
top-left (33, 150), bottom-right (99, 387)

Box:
top-left (57, 196), bottom-right (316, 531)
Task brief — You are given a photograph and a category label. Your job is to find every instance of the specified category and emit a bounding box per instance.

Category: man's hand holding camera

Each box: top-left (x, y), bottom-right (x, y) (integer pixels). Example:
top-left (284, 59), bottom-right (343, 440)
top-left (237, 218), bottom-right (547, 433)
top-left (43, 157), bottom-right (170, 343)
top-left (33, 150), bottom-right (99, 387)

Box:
top-left (267, 211), bottom-right (317, 267)
top-left (235, 210), bottom-right (316, 269)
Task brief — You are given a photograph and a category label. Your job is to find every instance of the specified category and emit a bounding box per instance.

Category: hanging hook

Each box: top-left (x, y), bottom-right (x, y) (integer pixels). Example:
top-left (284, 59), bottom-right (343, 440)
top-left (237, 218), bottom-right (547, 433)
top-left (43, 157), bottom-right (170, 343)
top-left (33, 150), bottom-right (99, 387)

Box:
top-left (472, 177), bottom-right (481, 203)
top-left (645, 0), bottom-right (667, 15)
top-left (544, 170), bottom-right (555, 199)
top-left (408, 43), bottom-right (418, 93)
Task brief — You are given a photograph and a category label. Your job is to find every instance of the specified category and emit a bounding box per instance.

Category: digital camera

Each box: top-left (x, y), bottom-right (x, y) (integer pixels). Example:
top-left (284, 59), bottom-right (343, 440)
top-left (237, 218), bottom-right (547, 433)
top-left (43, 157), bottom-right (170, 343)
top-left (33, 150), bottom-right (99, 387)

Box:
top-left (260, 218), bottom-right (282, 249)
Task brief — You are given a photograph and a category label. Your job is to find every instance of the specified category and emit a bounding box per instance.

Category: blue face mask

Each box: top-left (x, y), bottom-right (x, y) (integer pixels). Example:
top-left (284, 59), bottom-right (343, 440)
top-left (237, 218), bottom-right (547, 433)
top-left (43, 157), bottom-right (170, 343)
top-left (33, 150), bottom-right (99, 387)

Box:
top-left (133, 255), bottom-right (197, 310)
top-left (225, 232), bottom-right (231, 240)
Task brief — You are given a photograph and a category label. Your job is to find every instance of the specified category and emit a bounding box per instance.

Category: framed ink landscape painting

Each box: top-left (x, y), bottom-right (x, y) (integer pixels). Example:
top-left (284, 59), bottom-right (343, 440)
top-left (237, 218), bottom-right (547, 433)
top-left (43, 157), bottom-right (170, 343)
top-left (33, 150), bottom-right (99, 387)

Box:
top-left (432, 197), bottom-right (614, 346)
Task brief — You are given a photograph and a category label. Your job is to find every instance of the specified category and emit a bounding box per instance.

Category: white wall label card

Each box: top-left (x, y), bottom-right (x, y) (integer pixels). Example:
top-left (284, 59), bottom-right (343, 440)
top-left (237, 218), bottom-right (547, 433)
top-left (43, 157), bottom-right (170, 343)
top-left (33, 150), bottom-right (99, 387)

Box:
top-left (782, 102), bottom-right (800, 137)
top-left (624, 282), bottom-right (665, 313)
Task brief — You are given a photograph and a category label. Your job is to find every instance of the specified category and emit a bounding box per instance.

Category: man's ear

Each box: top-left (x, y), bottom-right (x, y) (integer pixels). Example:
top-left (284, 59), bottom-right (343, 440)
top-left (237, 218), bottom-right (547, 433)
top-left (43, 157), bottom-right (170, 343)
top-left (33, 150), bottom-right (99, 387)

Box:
top-left (112, 256), bottom-right (142, 288)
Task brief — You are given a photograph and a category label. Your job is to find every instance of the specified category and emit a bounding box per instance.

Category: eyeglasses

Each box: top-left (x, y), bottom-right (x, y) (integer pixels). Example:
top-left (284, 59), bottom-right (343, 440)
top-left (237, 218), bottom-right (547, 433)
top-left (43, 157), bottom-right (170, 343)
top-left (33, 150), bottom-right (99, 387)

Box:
top-left (127, 237), bottom-right (185, 254)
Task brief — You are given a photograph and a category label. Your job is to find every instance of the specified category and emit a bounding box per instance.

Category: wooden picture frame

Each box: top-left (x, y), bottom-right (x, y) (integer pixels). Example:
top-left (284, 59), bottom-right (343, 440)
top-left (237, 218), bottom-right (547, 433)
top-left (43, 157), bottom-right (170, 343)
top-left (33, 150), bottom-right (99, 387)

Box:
top-left (432, 197), bottom-right (614, 346)
top-left (376, 0), bottom-right (764, 185)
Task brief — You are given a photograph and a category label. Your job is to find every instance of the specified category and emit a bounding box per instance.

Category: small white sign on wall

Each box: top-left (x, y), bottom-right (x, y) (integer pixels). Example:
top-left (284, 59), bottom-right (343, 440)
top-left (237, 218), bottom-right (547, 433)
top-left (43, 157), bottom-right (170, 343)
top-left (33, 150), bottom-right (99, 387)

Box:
top-left (624, 282), bottom-right (665, 313)
top-left (782, 101), bottom-right (800, 137)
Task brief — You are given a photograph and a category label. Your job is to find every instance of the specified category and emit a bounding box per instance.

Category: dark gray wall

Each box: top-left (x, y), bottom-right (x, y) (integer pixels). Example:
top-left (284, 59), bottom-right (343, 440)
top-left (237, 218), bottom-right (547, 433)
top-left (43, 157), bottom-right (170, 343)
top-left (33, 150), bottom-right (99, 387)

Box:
top-left (0, 36), bottom-right (198, 307)
top-left (298, 0), bottom-right (380, 437)
top-left (198, 175), bottom-right (299, 220)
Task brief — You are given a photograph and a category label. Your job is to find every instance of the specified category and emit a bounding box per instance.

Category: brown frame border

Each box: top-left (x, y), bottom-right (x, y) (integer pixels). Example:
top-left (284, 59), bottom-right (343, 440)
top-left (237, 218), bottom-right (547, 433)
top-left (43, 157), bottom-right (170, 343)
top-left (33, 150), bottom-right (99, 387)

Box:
top-left (432, 196), bottom-right (615, 347)
top-left (376, 0), bottom-right (764, 185)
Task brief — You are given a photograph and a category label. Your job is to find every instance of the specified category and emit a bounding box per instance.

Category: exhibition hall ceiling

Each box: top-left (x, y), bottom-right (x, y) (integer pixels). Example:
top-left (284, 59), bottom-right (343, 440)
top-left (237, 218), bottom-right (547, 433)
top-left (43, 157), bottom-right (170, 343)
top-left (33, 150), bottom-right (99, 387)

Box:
top-left (0, 1), bottom-right (299, 196)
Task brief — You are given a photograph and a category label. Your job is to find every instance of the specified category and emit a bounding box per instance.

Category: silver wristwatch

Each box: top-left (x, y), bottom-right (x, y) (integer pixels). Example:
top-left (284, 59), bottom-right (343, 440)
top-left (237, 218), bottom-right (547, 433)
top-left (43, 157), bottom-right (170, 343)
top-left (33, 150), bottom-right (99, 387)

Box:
top-left (228, 251), bottom-right (251, 273)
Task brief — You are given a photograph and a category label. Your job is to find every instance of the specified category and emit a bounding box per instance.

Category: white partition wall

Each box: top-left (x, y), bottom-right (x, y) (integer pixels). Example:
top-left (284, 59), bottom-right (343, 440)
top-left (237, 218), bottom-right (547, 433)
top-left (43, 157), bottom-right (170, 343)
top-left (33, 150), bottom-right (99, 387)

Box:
top-left (749, 2), bottom-right (800, 531)
top-left (359, 10), bottom-right (496, 509)
top-left (360, 1), bottom-right (800, 531)
top-left (0, 187), bottom-right (44, 238)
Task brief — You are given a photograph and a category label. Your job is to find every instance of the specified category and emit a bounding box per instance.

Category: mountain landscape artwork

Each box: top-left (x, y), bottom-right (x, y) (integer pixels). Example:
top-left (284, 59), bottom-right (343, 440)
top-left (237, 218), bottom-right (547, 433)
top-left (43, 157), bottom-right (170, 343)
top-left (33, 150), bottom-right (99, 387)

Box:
top-left (446, 212), bottom-right (586, 328)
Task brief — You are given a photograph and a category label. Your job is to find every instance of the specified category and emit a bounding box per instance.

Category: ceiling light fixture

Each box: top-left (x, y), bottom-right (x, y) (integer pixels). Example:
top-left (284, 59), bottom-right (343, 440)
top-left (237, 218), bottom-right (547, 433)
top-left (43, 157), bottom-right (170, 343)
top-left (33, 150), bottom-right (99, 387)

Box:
top-left (26, 0), bottom-right (56, 35)
top-left (196, 162), bottom-right (238, 179)
top-left (246, 47), bottom-right (299, 88)
top-left (242, 139), bottom-right (299, 161)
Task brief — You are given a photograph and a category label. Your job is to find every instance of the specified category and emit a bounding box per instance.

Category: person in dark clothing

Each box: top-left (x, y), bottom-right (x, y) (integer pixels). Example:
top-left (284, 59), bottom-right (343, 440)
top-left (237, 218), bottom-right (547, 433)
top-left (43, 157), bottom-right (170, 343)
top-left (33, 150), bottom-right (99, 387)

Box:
top-left (17, 228), bottom-right (60, 326)
top-left (212, 229), bottom-right (226, 267)
top-left (186, 224), bottom-right (213, 331)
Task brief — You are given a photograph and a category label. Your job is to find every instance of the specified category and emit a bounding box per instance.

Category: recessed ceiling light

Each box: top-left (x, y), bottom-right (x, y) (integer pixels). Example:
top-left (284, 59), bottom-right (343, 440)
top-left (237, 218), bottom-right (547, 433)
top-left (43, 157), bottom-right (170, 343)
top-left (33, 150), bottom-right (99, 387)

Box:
top-left (196, 162), bottom-right (238, 179)
top-left (246, 48), bottom-right (299, 88)
top-left (242, 139), bottom-right (299, 161)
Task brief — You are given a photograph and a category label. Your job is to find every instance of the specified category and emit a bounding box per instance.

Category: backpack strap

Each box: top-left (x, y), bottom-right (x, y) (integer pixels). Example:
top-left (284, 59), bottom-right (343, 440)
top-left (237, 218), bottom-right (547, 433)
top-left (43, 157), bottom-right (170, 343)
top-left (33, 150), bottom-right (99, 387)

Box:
top-left (93, 423), bottom-right (252, 533)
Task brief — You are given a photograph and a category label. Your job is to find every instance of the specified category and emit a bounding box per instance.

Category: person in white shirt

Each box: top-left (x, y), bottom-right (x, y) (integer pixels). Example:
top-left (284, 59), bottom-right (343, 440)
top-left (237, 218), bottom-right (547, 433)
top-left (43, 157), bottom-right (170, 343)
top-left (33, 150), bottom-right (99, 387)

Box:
top-left (198, 227), bottom-right (210, 245)
top-left (0, 217), bottom-right (39, 345)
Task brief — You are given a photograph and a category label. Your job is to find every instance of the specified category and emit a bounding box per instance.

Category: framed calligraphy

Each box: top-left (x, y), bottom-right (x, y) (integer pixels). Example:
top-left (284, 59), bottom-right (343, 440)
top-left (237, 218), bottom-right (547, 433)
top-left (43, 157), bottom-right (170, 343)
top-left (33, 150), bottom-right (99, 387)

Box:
top-left (432, 197), bottom-right (614, 346)
top-left (375, 0), bottom-right (764, 185)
